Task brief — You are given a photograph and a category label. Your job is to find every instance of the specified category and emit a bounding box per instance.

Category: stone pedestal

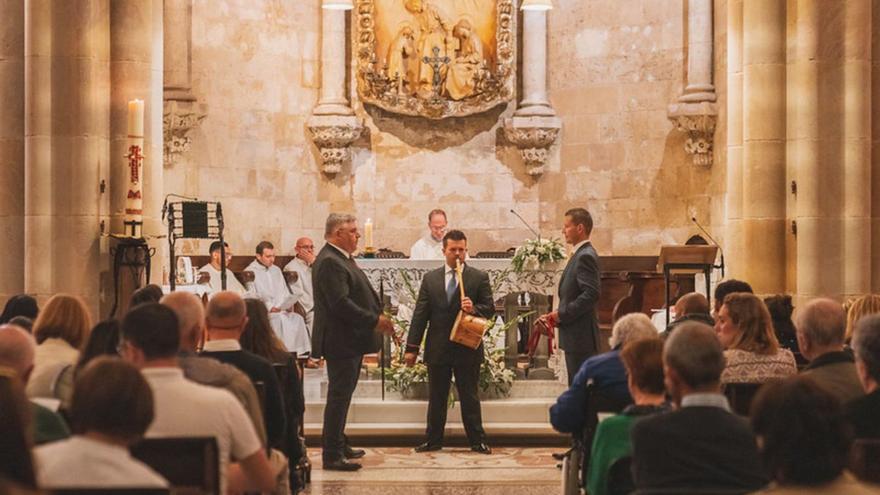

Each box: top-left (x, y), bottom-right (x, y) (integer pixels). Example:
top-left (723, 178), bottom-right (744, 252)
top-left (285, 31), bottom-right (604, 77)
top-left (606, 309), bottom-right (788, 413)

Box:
top-left (667, 102), bottom-right (718, 167)
top-left (307, 115), bottom-right (363, 176)
top-left (503, 116), bottom-right (561, 177)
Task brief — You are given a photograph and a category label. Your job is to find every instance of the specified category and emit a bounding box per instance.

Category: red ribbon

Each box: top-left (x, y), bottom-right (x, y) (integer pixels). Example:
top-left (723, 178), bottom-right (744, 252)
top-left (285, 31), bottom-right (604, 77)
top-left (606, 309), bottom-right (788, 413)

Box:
top-left (527, 318), bottom-right (555, 357)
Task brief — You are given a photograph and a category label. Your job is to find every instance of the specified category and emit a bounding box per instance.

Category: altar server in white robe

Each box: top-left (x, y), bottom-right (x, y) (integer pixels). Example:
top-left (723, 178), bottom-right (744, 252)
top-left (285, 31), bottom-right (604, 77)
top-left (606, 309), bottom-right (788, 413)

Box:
top-left (283, 237), bottom-right (315, 332)
top-left (409, 209), bottom-right (447, 260)
top-left (245, 241), bottom-right (311, 357)
top-left (200, 241), bottom-right (251, 295)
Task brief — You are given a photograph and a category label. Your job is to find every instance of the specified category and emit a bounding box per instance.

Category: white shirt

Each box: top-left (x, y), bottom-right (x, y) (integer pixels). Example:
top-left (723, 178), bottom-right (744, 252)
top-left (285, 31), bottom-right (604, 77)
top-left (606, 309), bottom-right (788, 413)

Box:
top-left (35, 436), bottom-right (168, 489)
top-left (199, 263), bottom-right (249, 296)
top-left (571, 239), bottom-right (590, 254)
top-left (141, 367), bottom-right (262, 494)
top-left (27, 338), bottom-right (79, 399)
top-left (203, 338), bottom-right (242, 352)
top-left (245, 260), bottom-right (296, 310)
top-left (410, 234), bottom-right (444, 260)
top-left (283, 257), bottom-right (313, 313)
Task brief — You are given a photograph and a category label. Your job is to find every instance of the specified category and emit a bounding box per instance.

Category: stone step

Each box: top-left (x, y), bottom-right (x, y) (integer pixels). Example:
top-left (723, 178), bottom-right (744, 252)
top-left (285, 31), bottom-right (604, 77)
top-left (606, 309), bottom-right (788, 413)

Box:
top-left (314, 377), bottom-right (567, 400)
top-left (304, 397), bottom-right (555, 424)
top-left (303, 421), bottom-right (564, 439)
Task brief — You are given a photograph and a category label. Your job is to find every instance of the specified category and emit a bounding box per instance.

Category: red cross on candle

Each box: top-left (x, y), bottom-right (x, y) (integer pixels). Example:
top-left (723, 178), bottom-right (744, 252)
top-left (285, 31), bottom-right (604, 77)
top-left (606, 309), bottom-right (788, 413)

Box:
top-left (127, 145), bottom-right (143, 183)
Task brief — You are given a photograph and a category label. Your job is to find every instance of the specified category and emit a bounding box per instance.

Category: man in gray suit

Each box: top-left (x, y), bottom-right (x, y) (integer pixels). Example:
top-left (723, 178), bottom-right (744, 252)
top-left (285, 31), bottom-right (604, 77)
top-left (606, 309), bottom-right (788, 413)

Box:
top-left (312, 213), bottom-right (394, 471)
top-left (540, 208), bottom-right (601, 385)
top-left (404, 230), bottom-right (495, 454)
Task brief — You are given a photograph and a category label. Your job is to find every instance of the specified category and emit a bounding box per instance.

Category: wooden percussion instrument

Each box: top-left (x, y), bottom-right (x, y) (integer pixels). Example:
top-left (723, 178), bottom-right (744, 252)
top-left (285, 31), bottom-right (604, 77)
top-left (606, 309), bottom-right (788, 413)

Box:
top-left (448, 259), bottom-right (491, 350)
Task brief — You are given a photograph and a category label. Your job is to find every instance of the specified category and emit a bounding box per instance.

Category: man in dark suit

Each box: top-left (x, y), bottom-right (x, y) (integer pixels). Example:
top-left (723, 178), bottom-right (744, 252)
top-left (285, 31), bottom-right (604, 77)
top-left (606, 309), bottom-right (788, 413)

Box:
top-left (404, 230), bottom-right (495, 454)
top-left (540, 207), bottom-right (601, 385)
top-left (312, 213), bottom-right (394, 471)
top-left (630, 322), bottom-right (767, 492)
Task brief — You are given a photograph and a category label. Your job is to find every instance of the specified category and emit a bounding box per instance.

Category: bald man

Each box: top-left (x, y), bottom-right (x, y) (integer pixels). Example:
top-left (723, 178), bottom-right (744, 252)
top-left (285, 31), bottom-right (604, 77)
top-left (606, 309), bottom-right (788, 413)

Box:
top-left (0, 324), bottom-right (70, 444)
top-left (202, 292), bottom-right (287, 452)
top-left (161, 292), bottom-right (268, 447)
top-left (663, 292), bottom-right (715, 338)
top-left (796, 298), bottom-right (864, 403)
top-left (284, 237), bottom-right (316, 336)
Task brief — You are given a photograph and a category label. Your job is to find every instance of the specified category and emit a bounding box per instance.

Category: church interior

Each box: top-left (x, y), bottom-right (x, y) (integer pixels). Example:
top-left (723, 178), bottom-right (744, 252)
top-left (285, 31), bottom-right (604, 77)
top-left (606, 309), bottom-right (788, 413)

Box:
top-left (3, 0), bottom-right (880, 494)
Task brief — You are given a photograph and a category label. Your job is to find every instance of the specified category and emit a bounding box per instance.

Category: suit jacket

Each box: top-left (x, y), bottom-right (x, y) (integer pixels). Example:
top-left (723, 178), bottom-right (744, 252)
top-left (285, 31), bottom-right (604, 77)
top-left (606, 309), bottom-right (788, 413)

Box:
top-left (846, 388), bottom-right (880, 438)
top-left (631, 406), bottom-right (768, 492)
top-left (557, 242), bottom-right (601, 354)
top-left (406, 264), bottom-right (495, 366)
top-left (311, 244), bottom-right (381, 360)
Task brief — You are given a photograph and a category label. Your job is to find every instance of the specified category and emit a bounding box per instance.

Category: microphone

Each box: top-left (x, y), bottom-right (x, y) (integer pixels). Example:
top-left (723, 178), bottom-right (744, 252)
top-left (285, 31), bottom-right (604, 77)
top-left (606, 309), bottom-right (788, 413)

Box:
top-left (691, 216), bottom-right (725, 278)
top-left (510, 209), bottom-right (541, 241)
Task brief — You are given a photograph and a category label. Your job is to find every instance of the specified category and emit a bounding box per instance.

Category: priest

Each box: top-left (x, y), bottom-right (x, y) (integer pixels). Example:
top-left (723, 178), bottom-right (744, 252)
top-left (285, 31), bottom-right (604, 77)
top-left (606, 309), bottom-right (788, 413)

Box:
top-left (409, 209), bottom-right (448, 260)
top-left (200, 241), bottom-right (251, 295)
top-left (245, 241), bottom-right (311, 357)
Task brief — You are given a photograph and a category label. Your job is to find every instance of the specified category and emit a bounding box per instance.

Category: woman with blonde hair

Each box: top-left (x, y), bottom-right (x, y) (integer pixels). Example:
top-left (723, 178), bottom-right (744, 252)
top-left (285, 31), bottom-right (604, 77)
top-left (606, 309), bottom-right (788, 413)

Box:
top-left (26, 294), bottom-right (91, 403)
top-left (715, 292), bottom-right (797, 384)
top-left (845, 294), bottom-right (880, 343)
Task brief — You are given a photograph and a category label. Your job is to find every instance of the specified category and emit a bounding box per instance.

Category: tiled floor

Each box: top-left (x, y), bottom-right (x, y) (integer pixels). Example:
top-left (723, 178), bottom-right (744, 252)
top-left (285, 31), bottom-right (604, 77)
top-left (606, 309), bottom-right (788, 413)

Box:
top-left (303, 447), bottom-right (561, 494)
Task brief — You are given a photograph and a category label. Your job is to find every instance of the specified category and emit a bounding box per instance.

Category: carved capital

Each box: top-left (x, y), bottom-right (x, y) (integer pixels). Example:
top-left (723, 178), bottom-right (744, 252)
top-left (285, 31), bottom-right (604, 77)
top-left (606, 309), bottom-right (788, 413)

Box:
top-left (667, 101), bottom-right (718, 167)
top-left (307, 115), bottom-right (364, 176)
top-left (163, 99), bottom-right (207, 167)
top-left (503, 116), bottom-right (561, 177)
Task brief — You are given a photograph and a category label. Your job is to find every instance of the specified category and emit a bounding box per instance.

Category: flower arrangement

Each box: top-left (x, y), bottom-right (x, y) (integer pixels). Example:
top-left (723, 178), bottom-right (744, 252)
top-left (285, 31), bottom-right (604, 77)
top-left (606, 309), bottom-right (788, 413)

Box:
top-left (511, 237), bottom-right (566, 273)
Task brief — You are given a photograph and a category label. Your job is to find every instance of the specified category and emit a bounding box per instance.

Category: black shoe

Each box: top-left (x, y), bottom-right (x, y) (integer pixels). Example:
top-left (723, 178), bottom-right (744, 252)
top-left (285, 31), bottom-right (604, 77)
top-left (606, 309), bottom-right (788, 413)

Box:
top-left (344, 445), bottom-right (366, 459)
top-left (414, 442), bottom-right (442, 453)
top-left (470, 443), bottom-right (492, 455)
top-left (323, 458), bottom-right (362, 471)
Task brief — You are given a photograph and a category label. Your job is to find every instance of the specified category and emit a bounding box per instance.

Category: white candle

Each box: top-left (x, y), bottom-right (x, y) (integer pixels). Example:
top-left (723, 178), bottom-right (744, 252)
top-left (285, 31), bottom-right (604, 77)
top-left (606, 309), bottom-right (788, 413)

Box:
top-left (365, 218), bottom-right (374, 248)
top-left (124, 99), bottom-right (145, 237)
top-left (127, 99), bottom-right (144, 137)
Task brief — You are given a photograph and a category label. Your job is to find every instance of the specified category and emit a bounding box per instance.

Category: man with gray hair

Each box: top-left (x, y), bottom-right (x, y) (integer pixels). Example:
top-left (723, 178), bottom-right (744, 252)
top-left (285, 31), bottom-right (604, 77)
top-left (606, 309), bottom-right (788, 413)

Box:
top-left (312, 213), bottom-right (394, 471)
top-left (847, 313), bottom-right (880, 438)
top-left (0, 324), bottom-right (70, 444)
top-left (631, 322), bottom-right (766, 492)
top-left (797, 297), bottom-right (864, 403)
top-left (550, 312), bottom-right (657, 434)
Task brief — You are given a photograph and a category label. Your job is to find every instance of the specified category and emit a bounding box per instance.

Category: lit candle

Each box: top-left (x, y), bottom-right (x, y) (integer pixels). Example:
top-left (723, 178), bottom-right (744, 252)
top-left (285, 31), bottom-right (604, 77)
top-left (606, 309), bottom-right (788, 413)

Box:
top-left (365, 218), bottom-right (374, 249)
top-left (124, 99), bottom-right (145, 237)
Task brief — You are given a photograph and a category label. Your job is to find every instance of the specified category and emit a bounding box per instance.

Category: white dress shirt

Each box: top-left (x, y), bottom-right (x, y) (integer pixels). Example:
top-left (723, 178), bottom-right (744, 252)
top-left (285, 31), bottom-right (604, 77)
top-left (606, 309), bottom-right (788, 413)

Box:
top-left (410, 234), bottom-right (445, 260)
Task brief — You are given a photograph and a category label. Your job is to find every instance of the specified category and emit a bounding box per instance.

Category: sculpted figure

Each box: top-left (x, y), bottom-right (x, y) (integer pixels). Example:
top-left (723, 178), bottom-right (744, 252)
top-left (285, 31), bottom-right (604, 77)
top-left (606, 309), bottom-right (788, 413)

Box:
top-left (404, 0), bottom-right (452, 97)
top-left (445, 19), bottom-right (485, 100)
top-left (386, 25), bottom-right (417, 96)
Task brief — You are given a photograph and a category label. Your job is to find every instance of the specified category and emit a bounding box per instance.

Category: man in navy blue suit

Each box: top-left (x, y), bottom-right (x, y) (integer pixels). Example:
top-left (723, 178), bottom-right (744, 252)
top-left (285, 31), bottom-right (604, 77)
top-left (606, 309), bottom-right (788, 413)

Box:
top-left (540, 208), bottom-right (601, 385)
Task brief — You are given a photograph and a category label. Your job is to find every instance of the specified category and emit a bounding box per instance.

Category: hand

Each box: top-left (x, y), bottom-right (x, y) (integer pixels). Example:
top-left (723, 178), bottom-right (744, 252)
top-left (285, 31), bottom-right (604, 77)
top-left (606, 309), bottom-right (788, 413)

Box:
top-left (539, 311), bottom-right (558, 327)
top-left (270, 307), bottom-right (281, 313)
top-left (374, 314), bottom-right (395, 335)
top-left (461, 297), bottom-right (474, 314)
top-left (404, 352), bottom-right (417, 367)
top-left (299, 251), bottom-right (316, 266)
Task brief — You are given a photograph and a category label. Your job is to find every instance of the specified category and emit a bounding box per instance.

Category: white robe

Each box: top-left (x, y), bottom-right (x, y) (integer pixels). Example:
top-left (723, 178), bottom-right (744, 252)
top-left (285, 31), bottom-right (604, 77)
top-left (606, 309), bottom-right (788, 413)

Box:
top-left (409, 234), bottom-right (444, 260)
top-left (199, 263), bottom-right (250, 296)
top-left (244, 260), bottom-right (311, 356)
top-left (283, 257), bottom-right (313, 331)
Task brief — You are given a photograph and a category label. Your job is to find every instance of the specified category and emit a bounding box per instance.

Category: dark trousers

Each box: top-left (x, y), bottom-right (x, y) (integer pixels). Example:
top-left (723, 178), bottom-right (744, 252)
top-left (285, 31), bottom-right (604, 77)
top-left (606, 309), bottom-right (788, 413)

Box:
top-left (564, 350), bottom-right (591, 386)
top-left (426, 361), bottom-right (486, 446)
top-left (322, 355), bottom-right (362, 461)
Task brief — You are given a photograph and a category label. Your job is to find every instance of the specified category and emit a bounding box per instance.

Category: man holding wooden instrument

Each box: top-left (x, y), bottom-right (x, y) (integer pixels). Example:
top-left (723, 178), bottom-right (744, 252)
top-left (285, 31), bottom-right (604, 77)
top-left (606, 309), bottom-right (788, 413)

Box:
top-left (404, 229), bottom-right (495, 454)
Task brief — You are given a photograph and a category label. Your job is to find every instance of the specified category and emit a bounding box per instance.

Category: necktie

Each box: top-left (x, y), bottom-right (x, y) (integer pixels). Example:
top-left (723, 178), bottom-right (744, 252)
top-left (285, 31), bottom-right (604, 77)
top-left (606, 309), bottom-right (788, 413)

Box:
top-left (446, 271), bottom-right (458, 304)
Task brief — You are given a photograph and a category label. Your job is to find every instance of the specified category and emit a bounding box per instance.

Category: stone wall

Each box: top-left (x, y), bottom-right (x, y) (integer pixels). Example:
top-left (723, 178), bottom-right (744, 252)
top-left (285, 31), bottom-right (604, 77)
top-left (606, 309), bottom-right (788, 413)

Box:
top-left (170, 0), bottom-right (715, 260)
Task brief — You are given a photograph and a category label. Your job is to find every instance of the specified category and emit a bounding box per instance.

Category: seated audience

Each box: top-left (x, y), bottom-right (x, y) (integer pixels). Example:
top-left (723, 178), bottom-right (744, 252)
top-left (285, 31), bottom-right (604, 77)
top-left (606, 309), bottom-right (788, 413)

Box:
top-left (0, 295), bottom-right (38, 325)
top-left (764, 294), bottom-right (801, 356)
top-left (8, 316), bottom-right (33, 333)
top-left (160, 291), bottom-right (268, 446)
top-left (34, 357), bottom-right (167, 489)
top-left (0, 373), bottom-right (37, 490)
top-left (202, 292), bottom-right (287, 452)
top-left (129, 284), bottom-right (164, 308)
top-left (713, 279), bottom-right (754, 316)
top-left (796, 298), bottom-right (863, 403)
top-left (663, 292), bottom-right (714, 337)
top-left (26, 294), bottom-right (91, 406)
top-left (716, 293), bottom-right (797, 384)
top-left (0, 325), bottom-right (69, 445)
top-left (50, 319), bottom-right (124, 403)
top-left (631, 322), bottom-right (767, 492)
top-left (847, 313), bottom-right (880, 438)
top-left (119, 303), bottom-right (276, 493)
top-left (550, 313), bottom-right (657, 434)
top-left (586, 337), bottom-right (669, 495)
top-left (846, 294), bottom-right (880, 343)
top-left (750, 376), bottom-right (876, 494)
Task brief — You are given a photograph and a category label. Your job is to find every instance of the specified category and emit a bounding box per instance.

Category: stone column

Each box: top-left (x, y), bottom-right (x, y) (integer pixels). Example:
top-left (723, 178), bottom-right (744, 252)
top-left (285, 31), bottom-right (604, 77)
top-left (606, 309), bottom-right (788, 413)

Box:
top-left (668, 0), bottom-right (717, 167)
top-left (110, 0), bottom-right (165, 299)
top-left (163, 0), bottom-right (205, 167)
top-left (25, 0), bottom-right (110, 314)
top-left (308, 5), bottom-right (362, 176)
top-left (726, 0), bottom-right (744, 279)
top-left (504, 8), bottom-right (560, 177)
top-left (0, 0), bottom-right (25, 303)
top-left (740, 0), bottom-right (787, 294)
top-left (842, 0), bottom-right (872, 298)
top-left (792, 0), bottom-right (823, 301)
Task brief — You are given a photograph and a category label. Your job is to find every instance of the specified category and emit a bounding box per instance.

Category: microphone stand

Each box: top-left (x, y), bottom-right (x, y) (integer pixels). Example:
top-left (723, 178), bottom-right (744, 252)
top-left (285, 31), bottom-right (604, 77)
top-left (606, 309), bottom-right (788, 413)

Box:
top-left (510, 209), bottom-right (541, 241)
